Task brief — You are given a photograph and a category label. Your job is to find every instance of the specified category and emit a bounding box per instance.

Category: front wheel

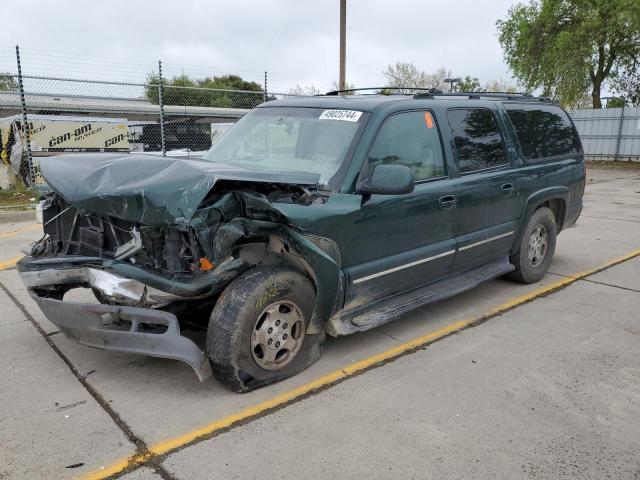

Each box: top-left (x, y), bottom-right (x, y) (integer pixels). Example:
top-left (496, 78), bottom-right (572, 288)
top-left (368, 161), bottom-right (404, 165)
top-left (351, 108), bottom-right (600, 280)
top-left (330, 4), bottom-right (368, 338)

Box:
top-left (506, 207), bottom-right (557, 284)
top-left (207, 266), bottom-right (324, 392)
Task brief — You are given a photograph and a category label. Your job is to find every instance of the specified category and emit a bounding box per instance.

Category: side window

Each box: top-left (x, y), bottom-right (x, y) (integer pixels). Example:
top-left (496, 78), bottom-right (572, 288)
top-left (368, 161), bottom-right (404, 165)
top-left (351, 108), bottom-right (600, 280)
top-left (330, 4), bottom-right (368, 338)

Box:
top-left (447, 108), bottom-right (508, 173)
top-left (505, 104), bottom-right (581, 160)
top-left (368, 111), bottom-right (445, 181)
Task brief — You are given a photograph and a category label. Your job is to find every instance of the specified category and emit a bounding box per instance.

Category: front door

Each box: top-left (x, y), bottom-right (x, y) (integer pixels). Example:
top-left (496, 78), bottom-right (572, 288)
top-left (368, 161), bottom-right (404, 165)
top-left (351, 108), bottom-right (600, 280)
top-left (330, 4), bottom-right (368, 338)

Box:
top-left (342, 110), bottom-right (457, 312)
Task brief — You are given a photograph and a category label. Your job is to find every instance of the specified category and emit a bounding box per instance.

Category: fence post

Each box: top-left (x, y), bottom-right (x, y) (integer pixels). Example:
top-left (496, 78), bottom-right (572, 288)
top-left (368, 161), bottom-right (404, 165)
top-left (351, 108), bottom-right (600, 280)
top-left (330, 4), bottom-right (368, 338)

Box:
top-left (263, 70), bottom-right (268, 102)
top-left (158, 60), bottom-right (166, 156)
top-left (614, 105), bottom-right (625, 161)
top-left (15, 45), bottom-right (35, 186)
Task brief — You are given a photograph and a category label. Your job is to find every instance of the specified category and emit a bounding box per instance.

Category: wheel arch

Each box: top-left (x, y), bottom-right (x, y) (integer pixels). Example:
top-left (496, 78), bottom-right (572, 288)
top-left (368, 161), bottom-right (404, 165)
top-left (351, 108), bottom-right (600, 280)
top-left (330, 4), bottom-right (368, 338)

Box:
top-left (221, 220), bottom-right (342, 334)
top-left (511, 187), bottom-right (568, 255)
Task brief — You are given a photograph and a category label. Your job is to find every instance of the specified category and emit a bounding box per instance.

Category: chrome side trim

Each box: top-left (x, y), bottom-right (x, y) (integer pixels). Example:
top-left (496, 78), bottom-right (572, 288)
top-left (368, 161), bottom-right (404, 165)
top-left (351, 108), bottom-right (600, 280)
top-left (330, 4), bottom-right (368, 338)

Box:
top-left (459, 231), bottom-right (514, 251)
top-left (352, 249), bottom-right (456, 285)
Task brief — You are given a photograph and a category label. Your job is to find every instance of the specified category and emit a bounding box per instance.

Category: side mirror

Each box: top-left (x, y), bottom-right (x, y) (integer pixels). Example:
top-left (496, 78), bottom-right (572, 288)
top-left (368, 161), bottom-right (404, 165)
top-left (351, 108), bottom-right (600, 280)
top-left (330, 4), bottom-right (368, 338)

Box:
top-left (357, 164), bottom-right (415, 195)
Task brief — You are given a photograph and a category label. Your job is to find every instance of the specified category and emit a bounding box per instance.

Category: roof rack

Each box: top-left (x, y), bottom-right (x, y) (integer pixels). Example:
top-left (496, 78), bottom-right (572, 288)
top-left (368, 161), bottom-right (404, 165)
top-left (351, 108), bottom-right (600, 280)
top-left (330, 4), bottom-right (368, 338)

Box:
top-left (324, 87), bottom-right (443, 96)
top-left (413, 91), bottom-right (551, 102)
top-left (322, 87), bottom-right (552, 103)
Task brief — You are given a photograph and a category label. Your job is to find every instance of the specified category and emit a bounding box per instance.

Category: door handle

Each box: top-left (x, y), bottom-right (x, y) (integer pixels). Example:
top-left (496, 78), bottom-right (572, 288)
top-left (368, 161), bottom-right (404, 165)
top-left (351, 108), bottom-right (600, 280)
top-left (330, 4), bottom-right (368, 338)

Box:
top-left (501, 183), bottom-right (514, 193)
top-left (438, 195), bottom-right (457, 210)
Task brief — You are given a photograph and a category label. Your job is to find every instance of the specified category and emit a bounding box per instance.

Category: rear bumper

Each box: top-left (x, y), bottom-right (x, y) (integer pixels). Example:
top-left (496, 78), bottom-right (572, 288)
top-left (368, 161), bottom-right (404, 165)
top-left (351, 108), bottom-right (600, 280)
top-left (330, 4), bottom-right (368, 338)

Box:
top-left (565, 198), bottom-right (583, 228)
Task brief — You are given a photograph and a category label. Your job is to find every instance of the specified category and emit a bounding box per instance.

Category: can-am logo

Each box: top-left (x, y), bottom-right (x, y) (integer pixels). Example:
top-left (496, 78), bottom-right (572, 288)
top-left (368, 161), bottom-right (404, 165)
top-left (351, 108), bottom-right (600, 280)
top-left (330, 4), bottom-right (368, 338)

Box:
top-left (105, 133), bottom-right (127, 148)
top-left (48, 123), bottom-right (92, 147)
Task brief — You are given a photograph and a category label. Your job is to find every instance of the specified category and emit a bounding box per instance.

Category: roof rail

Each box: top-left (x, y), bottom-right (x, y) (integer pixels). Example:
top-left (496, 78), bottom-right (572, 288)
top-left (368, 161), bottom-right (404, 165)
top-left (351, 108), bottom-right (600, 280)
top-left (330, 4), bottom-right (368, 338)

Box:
top-left (321, 87), bottom-right (552, 103)
top-left (413, 91), bottom-right (551, 102)
top-left (324, 87), bottom-right (443, 95)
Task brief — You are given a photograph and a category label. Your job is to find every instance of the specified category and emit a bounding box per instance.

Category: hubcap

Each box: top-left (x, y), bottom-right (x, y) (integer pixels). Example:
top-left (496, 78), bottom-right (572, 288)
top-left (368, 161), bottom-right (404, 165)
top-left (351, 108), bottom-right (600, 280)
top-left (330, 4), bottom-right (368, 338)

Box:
top-left (251, 300), bottom-right (305, 371)
top-left (528, 225), bottom-right (548, 267)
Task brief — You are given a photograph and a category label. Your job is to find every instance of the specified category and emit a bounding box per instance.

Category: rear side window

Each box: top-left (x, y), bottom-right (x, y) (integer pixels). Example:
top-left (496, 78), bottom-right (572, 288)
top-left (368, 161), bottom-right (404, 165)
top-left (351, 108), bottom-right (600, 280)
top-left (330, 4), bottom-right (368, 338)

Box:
top-left (505, 104), bottom-right (581, 160)
top-left (447, 108), bottom-right (508, 173)
top-left (368, 111), bottom-right (445, 181)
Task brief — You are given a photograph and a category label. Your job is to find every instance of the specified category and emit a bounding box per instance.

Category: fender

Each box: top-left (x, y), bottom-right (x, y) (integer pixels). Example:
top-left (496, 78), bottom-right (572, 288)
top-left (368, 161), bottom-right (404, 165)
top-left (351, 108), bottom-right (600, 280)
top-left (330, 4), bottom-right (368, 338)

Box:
top-left (512, 186), bottom-right (569, 255)
top-left (213, 218), bottom-right (341, 334)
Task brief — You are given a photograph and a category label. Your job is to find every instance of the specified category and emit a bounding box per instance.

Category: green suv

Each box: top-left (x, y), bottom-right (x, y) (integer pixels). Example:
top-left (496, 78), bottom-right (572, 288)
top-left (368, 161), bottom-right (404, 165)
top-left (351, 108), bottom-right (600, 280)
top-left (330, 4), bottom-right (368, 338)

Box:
top-left (18, 90), bottom-right (585, 392)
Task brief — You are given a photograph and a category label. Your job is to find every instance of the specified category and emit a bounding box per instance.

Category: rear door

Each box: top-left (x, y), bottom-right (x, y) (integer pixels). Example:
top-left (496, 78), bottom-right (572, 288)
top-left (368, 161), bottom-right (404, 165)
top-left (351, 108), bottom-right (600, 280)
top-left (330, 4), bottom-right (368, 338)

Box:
top-left (445, 107), bottom-right (524, 271)
top-left (343, 110), bottom-right (457, 311)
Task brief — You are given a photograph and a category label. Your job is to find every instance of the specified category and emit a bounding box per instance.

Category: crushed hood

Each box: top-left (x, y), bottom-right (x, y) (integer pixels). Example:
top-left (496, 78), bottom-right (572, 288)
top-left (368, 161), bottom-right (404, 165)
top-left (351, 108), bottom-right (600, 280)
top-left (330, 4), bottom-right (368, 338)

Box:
top-left (40, 153), bottom-right (320, 225)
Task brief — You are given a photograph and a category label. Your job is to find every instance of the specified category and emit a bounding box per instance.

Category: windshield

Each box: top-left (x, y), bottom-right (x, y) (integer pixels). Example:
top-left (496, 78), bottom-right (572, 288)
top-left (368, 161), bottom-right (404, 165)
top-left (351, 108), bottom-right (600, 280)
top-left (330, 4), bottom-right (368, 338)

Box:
top-left (202, 107), bottom-right (364, 184)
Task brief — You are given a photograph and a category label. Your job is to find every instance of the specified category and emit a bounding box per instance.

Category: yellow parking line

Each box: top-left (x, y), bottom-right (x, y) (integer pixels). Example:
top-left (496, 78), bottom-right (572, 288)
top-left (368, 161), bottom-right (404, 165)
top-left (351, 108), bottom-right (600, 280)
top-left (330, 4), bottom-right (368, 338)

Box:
top-left (0, 223), bottom-right (40, 238)
top-left (80, 246), bottom-right (640, 480)
top-left (0, 255), bottom-right (22, 271)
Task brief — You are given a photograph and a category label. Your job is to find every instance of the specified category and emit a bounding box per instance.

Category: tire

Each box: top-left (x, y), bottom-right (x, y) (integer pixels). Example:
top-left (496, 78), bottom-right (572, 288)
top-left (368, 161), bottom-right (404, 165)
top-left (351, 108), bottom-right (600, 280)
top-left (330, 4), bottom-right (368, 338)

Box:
top-left (506, 206), bottom-right (557, 284)
top-left (207, 266), bottom-right (325, 393)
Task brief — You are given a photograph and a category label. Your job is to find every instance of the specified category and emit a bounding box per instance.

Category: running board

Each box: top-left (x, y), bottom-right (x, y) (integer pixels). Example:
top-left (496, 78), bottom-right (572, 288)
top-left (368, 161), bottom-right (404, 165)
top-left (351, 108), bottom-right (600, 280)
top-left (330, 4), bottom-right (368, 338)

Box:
top-left (337, 257), bottom-right (514, 335)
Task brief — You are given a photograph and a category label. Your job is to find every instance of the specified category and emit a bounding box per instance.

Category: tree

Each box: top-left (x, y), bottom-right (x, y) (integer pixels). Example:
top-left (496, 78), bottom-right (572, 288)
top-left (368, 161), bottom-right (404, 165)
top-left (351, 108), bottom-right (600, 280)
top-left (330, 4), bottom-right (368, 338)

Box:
top-left (145, 73), bottom-right (264, 108)
top-left (483, 79), bottom-right (518, 93)
top-left (0, 73), bottom-right (18, 91)
top-left (611, 59), bottom-right (640, 105)
top-left (456, 76), bottom-right (481, 92)
top-left (382, 62), bottom-right (451, 92)
top-left (605, 96), bottom-right (626, 108)
top-left (288, 84), bottom-right (321, 96)
top-left (497, 0), bottom-right (640, 109)
top-left (382, 64), bottom-right (518, 94)
top-left (330, 81), bottom-right (356, 94)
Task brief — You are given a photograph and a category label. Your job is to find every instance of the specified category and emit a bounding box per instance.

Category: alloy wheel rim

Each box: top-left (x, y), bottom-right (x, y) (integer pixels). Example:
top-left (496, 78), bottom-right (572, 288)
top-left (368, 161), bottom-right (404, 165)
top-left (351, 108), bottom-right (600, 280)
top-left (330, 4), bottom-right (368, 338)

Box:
top-left (528, 224), bottom-right (548, 267)
top-left (251, 300), bottom-right (305, 371)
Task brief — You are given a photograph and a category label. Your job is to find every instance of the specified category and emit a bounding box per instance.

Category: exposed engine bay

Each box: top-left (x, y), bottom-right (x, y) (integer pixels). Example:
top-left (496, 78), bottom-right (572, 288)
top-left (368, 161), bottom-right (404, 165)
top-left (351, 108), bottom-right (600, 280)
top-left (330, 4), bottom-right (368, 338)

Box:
top-left (28, 181), bottom-right (327, 279)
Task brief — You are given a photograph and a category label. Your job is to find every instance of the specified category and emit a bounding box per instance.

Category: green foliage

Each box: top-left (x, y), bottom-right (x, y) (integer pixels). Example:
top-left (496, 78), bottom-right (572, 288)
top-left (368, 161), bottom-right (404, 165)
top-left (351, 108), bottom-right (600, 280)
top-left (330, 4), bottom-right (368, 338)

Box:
top-left (497, 0), bottom-right (640, 109)
top-left (0, 73), bottom-right (18, 91)
top-left (456, 76), bottom-right (481, 92)
top-left (145, 73), bottom-right (264, 108)
top-left (605, 96), bottom-right (626, 108)
top-left (483, 79), bottom-right (519, 93)
top-left (611, 58), bottom-right (640, 106)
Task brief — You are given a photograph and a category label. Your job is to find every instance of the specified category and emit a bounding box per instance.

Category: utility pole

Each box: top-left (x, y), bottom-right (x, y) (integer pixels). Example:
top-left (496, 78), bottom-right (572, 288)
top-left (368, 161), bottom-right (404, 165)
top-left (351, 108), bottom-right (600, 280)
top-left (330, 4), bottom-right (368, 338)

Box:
top-left (339, 0), bottom-right (346, 91)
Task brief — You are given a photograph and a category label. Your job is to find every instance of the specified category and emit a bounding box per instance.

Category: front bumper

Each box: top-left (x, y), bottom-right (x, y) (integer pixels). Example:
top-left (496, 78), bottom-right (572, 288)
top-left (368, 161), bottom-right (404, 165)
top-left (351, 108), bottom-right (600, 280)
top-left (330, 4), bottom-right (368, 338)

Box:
top-left (18, 258), bottom-right (227, 381)
top-left (29, 291), bottom-right (212, 381)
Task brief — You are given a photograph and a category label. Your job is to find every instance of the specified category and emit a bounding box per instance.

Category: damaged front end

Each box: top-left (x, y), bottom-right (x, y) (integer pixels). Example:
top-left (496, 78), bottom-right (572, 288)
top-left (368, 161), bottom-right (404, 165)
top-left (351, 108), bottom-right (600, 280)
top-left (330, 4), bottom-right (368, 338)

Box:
top-left (19, 154), bottom-right (340, 380)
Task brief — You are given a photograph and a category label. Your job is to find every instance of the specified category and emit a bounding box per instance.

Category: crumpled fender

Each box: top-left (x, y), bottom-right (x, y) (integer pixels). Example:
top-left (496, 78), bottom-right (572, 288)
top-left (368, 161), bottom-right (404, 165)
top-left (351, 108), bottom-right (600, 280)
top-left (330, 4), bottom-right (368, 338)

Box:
top-left (213, 218), bottom-right (341, 334)
top-left (185, 189), bottom-right (342, 333)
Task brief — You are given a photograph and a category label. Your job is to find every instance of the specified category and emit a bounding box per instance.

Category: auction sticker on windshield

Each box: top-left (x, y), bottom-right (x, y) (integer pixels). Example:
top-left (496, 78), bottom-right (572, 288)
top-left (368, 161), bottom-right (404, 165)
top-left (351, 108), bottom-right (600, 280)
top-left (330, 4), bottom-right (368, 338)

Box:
top-left (319, 110), bottom-right (363, 122)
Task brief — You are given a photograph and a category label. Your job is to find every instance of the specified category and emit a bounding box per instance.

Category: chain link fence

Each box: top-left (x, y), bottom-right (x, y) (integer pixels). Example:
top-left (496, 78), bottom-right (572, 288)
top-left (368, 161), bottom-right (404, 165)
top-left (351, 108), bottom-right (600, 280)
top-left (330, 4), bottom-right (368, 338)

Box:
top-left (0, 47), bottom-right (306, 191)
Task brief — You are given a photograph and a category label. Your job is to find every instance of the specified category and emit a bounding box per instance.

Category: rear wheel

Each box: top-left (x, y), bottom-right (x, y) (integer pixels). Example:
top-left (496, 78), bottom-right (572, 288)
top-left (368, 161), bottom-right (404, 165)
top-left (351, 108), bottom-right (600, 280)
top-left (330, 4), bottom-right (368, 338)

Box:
top-left (507, 206), bottom-right (557, 284)
top-left (207, 266), bottom-right (324, 392)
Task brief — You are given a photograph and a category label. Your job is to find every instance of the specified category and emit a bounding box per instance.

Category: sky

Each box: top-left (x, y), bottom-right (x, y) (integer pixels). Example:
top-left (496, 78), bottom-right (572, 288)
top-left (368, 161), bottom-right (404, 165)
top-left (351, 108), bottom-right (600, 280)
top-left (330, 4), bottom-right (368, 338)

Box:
top-left (1, 0), bottom-right (520, 93)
